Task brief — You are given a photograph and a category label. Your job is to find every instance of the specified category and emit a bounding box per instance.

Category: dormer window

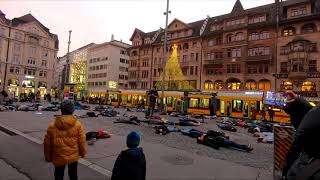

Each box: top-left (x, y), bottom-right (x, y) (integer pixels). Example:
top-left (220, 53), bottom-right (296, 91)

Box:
top-left (248, 15), bottom-right (266, 24)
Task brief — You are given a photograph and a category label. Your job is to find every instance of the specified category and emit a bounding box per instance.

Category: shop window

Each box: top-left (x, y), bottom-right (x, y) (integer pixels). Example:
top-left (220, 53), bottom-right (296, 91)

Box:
top-left (166, 96), bottom-right (173, 106)
top-left (232, 100), bottom-right (243, 112)
top-left (301, 81), bottom-right (316, 91)
top-left (204, 81), bottom-right (214, 90)
top-left (282, 81), bottom-right (293, 91)
top-left (258, 80), bottom-right (271, 90)
top-left (214, 81), bottom-right (224, 90)
top-left (245, 80), bottom-right (256, 90)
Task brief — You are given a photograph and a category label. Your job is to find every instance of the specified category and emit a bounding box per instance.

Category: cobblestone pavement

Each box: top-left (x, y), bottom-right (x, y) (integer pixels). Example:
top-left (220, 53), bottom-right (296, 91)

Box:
top-left (0, 103), bottom-right (274, 179)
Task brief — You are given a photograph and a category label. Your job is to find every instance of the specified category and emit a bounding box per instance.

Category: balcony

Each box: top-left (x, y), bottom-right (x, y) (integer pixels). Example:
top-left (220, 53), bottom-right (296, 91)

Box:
top-left (245, 55), bottom-right (272, 63)
top-left (224, 40), bottom-right (247, 48)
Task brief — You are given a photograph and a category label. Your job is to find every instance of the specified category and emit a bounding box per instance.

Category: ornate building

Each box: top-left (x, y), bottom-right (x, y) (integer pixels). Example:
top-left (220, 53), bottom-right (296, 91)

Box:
top-left (0, 11), bottom-right (59, 97)
top-left (128, 0), bottom-right (320, 95)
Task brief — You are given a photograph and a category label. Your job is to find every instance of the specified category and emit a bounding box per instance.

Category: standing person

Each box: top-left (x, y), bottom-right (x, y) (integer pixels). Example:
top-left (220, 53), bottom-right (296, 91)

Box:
top-left (261, 106), bottom-right (266, 121)
top-left (251, 107), bottom-right (256, 120)
top-left (111, 131), bottom-right (146, 180)
top-left (43, 100), bottom-right (87, 180)
top-left (55, 93), bottom-right (58, 102)
top-left (281, 91), bottom-right (320, 179)
top-left (147, 86), bottom-right (159, 116)
top-left (81, 96), bottom-right (85, 104)
top-left (226, 103), bottom-right (231, 117)
top-left (268, 107), bottom-right (274, 122)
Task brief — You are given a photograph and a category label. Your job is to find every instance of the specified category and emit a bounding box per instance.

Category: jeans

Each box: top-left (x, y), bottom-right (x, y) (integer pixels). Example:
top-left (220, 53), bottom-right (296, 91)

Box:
top-left (54, 161), bottom-right (78, 180)
top-left (223, 139), bottom-right (248, 151)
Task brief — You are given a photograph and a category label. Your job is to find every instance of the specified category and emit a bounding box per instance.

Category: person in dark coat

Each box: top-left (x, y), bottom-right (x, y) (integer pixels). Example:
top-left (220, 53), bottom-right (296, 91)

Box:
top-left (147, 86), bottom-right (159, 116)
top-left (111, 131), bottom-right (146, 180)
top-left (281, 91), bottom-right (320, 179)
top-left (267, 107), bottom-right (274, 122)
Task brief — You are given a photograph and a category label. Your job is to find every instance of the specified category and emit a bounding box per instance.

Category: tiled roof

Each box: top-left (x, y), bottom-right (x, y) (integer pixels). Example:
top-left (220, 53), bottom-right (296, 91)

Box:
top-left (12, 14), bottom-right (49, 32)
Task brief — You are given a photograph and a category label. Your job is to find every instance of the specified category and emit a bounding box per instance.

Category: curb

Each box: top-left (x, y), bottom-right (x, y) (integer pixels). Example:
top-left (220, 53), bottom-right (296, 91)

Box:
top-left (0, 122), bottom-right (112, 177)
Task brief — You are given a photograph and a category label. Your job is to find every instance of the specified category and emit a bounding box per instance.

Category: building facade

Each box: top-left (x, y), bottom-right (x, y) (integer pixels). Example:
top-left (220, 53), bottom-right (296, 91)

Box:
top-left (0, 11), bottom-right (59, 97)
top-left (57, 43), bottom-right (95, 99)
top-left (128, 0), bottom-right (320, 95)
top-left (87, 39), bottom-right (130, 96)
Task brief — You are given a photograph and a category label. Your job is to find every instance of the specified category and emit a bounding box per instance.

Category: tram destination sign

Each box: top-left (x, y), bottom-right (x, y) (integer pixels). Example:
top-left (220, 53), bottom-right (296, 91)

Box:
top-left (307, 73), bottom-right (320, 78)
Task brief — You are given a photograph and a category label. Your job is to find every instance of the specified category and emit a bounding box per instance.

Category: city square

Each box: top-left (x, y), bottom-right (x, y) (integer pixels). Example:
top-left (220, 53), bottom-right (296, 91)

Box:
top-left (1, 0), bottom-right (320, 179)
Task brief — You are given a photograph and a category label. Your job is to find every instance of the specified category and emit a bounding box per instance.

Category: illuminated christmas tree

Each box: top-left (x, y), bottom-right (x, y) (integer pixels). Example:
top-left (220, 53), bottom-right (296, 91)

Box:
top-left (155, 44), bottom-right (184, 90)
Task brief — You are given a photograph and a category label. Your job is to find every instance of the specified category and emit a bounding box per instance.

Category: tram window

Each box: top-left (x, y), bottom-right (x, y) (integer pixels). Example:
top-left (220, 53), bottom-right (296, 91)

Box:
top-left (232, 100), bottom-right (243, 112)
top-left (127, 95), bottom-right (132, 103)
top-left (189, 98), bottom-right (199, 108)
top-left (163, 97), bottom-right (166, 104)
top-left (256, 101), bottom-right (261, 111)
top-left (166, 96), bottom-right (173, 106)
top-left (110, 94), bottom-right (118, 102)
top-left (200, 98), bottom-right (210, 108)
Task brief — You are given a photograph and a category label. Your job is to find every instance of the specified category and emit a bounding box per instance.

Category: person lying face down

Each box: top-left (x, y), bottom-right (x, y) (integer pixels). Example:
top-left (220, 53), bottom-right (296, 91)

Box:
top-left (197, 130), bottom-right (253, 152)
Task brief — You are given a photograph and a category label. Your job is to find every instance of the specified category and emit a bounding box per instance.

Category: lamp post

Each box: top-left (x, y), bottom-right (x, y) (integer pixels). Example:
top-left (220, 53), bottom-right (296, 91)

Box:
top-left (161, 0), bottom-right (171, 110)
top-left (65, 30), bottom-right (72, 84)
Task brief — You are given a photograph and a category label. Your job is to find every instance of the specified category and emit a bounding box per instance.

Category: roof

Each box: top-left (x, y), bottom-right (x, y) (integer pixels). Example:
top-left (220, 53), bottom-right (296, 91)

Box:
top-left (60, 43), bottom-right (96, 58)
top-left (12, 14), bottom-right (49, 31)
top-left (130, 0), bottom-right (314, 45)
top-left (90, 40), bottom-right (131, 50)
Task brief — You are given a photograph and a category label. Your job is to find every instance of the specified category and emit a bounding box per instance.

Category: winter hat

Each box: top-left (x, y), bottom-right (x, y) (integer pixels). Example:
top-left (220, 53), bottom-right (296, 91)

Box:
top-left (61, 100), bottom-right (75, 115)
top-left (126, 131), bottom-right (140, 148)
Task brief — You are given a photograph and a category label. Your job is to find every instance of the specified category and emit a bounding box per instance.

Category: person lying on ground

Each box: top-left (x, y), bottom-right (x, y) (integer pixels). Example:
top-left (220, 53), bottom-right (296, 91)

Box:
top-left (197, 133), bottom-right (253, 152)
top-left (111, 131), bottom-right (146, 180)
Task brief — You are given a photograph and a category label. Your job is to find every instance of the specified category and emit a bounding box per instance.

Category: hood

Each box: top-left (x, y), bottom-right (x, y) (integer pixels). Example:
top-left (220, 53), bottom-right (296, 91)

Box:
top-left (122, 147), bottom-right (144, 162)
top-left (54, 115), bottom-right (77, 130)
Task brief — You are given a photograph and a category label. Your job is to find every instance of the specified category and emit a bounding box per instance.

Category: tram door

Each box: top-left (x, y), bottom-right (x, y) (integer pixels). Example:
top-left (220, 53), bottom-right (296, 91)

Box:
top-left (243, 101), bottom-right (249, 118)
top-left (249, 101), bottom-right (256, 119)
top-left (220, 101), bottom-right (225, 115)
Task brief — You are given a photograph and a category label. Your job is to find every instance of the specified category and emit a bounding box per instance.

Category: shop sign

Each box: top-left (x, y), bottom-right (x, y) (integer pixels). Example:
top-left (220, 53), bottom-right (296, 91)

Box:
top-left (307, 73), bottom-right (320, 78)
top-left (273, 74), bottom-right (288, 79)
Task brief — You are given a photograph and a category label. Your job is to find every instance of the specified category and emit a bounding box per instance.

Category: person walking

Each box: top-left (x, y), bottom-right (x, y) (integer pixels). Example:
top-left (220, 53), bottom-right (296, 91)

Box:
top-left (111, 131), bottom-right (146, 180)
top-left (43, 100), bottom-right (87, 180)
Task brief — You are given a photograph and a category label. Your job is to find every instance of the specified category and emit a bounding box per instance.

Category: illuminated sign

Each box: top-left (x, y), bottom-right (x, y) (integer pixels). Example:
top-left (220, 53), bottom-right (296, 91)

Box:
top-left (25, 75), bottom-right (35, 79)
top-left (109, 81), bottom-right (118, 89)
top-left (245, 91), bottom-right (263, 95)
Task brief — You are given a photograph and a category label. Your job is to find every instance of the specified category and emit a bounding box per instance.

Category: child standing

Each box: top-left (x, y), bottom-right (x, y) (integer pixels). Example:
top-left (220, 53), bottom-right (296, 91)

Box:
top-left (43, 100), bottom-right (87, 180)
top-left (111, 131), bottom-right (146, 180)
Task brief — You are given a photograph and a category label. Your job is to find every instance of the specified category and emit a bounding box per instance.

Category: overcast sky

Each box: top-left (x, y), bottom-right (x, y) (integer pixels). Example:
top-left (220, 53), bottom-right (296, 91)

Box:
top-left (1, 0), bottom-right (275, 56)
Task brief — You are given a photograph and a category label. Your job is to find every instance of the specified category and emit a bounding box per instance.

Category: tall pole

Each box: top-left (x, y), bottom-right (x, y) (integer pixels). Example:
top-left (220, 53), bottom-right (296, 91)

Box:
top-left (66, 30), bottom-right (72, 84)
top-left (2, 22), bottom-right (12, 91)
top-left (161, 0), bottom-right (170, 109)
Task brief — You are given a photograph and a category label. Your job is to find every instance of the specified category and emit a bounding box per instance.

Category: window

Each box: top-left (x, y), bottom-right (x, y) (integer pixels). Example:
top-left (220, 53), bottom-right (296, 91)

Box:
top-left (42, 50), bottom-right (48, 58)
top-left (249, 32), bottom-right (260, 41)
top-left (248, 15), bottom-right (266, 24)
top-left (227, 64), bottom-right (241, 73)
top-left (301, 81), bottom-right (316, 91)
top-left (302, 24), bottom-right (316, 34)
top-left (30, 46), bottom-right (36, 55)
top-left (27, 58), bottom-right (35, 65)
top-left (235, 32), bottom-right (244, 41)
top-left (282, 81), bottom-right (293, 91)
top-left (228, 48), bottom-right (241, 58)
top-left (226, 34), bottom-right (234, 43)
top-left (291, 7), bottom-right (307, 17)
top-left (195, 53), bottom-right (199, 61)
top-left (283, 27), bottom-right (296, 36)
top-left (182, 55), bottom-right (187, 62)
top-left (308, 60), bottom-right (317, 72)
top-left (192, 42), bottom-right (197, 48)
top-left (190, 66), bottom-right (194, 75)
top-left (227, 81), bottom-right (241, 90)
top-left (245, 80), bottom-right (256, 90)
top-left (260, 31), bottom-right (270, 39)
top-left (142, 70), bottom-right (149, 78)
top-left (215, 52), bottom-right (223, 59)
top-left (216, 37), bottom-right (223, 45)
top-left (120, 50), bottom-right (126, 55)
top-left (214, 81), bottom-right (223, 90)
top-left (248, 47), bottom-right (270, 56)
top-left (258, 80), bottom-right (271, 90)
top-left (41, 60), bottom-right (47, 67)
top-left (12, 55), bottom-right (19, 64)
top-left (9, 66), bottom-right (14, 73)
top-left (226, 19), bottom-right (245, 27)
top-left (204, 81), bottom-right (214, 90)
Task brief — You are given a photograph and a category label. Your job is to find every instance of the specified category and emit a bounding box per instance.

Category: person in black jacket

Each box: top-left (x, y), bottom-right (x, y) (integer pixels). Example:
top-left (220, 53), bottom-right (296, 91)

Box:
top-left (111, 131), bottom-right (146, 180)
top-left (282, 91), bottom-right (320, 179)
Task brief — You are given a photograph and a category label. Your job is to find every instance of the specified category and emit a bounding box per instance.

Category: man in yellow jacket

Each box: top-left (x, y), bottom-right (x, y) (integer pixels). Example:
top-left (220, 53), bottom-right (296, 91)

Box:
top-left (44, 100), bottom-right (87, 180)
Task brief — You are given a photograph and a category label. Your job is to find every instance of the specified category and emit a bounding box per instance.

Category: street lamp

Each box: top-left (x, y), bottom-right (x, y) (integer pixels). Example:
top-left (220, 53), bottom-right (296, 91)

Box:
top-left (161, 0), bottom-right (171, 110)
